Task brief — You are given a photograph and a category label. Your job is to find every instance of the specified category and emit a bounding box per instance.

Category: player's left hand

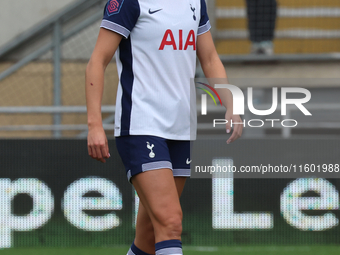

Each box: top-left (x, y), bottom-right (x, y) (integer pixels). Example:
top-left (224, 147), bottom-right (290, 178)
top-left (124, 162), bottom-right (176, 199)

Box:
top-left (225, 111), bottom-right (243, 144)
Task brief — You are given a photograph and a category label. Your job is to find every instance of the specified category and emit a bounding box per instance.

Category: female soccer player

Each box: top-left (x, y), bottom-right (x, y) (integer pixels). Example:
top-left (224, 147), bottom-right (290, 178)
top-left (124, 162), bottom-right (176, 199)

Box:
top-left (86, 0), bottom-right (243, 254)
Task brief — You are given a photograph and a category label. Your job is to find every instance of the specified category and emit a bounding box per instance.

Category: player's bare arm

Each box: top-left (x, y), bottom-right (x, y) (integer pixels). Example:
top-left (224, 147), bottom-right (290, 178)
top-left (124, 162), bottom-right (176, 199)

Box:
top-left (197, 31), bottom-right (243, 144)
top-left (86, 28), bottom-right (122, 163)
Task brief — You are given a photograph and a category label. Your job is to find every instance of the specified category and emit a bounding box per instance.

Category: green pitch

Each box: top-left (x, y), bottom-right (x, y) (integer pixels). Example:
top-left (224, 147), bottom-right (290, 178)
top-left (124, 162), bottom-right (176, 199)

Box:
top-left (1, 246), bottom-right (340, 255)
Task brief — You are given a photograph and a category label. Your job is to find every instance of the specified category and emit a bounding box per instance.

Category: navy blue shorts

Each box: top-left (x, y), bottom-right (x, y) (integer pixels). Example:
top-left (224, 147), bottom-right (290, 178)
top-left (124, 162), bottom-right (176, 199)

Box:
top-left (115, 135), bottom-right (191, 182)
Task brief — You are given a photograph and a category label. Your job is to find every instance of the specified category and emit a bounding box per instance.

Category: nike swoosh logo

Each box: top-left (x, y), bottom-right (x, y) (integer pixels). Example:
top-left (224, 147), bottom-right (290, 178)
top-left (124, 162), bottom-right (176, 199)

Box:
top-left (186, 158), bottom-right (192, 164)
top-left (149, 8), bottom-right (162, 14)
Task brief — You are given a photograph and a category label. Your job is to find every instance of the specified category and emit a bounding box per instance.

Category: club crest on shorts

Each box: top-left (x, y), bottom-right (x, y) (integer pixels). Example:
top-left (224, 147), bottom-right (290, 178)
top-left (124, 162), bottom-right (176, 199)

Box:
top-left (146, 142), bottom-right (155, 158)
top-left (106, 0), bottom-right (124, 16)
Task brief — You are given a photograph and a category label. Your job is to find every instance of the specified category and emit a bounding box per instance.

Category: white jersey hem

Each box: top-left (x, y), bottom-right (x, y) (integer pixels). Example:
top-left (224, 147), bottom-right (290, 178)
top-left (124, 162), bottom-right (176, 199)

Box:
top-left (115, 129), bottom-right (196, 141)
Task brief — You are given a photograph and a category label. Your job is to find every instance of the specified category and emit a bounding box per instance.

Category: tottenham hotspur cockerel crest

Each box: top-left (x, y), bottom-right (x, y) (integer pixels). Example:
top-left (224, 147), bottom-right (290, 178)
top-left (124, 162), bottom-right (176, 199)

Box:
top-left (146, 142), bottom-right (155, 158)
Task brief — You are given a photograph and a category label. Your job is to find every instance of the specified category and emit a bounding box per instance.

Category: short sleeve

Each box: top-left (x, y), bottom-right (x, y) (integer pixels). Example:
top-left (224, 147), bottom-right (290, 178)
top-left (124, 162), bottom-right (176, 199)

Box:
top-left (198, 0), bottom-right (211, 35)
top-left (100, 0), bottom-right (140, 38)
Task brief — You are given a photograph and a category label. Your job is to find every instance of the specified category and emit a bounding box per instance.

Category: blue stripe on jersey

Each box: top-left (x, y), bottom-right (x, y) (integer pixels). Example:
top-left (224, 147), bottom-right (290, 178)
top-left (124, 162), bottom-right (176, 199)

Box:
top-left (199, 0), bottom-right (209, 27)
top-left (198, 20), bottom-right (211, 35)
top-left (102, 0), bottom-right (140, 37)
top-left (119, 37), bottom-right (134, 136)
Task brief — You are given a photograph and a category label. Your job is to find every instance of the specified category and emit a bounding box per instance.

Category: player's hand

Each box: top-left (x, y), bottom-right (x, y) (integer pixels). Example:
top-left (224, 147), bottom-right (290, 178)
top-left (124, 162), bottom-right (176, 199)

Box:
top-left (87, 125), bottom-right (110, 163)
top-left (225, 111), bottom-right (243, 144)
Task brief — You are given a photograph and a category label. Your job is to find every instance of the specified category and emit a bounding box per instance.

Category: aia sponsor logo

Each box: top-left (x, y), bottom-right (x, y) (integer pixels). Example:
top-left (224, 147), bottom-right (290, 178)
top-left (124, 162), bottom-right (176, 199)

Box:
top-left (159, 30), bottom-right (196, 50)
top-left (106, 0), bottom-right (124, 16)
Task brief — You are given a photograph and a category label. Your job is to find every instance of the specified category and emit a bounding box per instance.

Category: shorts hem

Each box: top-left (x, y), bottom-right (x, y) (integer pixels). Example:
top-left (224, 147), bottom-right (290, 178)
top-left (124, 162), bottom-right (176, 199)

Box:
top-left (173, 168), bottom-right (191, 177)
top-left (127, 161), bottom-right (173, 182)
top-left (142, 161), bottom-right (172, 172)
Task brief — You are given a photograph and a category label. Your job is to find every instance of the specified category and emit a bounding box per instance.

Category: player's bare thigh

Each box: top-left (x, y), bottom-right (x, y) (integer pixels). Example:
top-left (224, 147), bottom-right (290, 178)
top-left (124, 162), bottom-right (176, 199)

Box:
top-left (131, 169), bottom-right (184, 243)
top-left (134, 176), bottom-right (187, 253)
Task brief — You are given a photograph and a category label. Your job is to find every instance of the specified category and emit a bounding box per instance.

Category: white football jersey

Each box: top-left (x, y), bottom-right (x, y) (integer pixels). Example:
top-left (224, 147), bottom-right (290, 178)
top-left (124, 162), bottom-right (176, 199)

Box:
top-left (101, 0), bottom-right (211, 140)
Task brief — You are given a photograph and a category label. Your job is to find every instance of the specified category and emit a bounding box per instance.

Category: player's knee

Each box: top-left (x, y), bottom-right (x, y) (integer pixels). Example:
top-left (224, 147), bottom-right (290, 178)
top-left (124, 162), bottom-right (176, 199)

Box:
top-left (161, 210), bottom-right (183, 238)
top-left (165, 214), bottom-right (182, 238)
